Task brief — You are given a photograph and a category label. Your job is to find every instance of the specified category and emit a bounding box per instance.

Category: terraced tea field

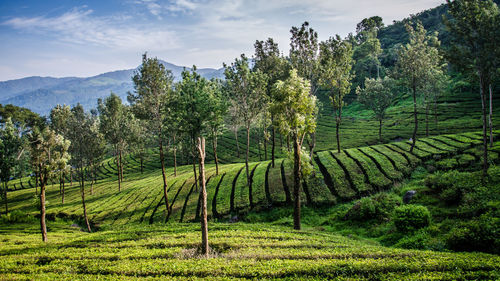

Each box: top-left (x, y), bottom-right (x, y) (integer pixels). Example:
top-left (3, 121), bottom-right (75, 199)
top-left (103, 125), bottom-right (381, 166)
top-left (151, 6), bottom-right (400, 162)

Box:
top-left (5, 131), bottom-right (500, 227)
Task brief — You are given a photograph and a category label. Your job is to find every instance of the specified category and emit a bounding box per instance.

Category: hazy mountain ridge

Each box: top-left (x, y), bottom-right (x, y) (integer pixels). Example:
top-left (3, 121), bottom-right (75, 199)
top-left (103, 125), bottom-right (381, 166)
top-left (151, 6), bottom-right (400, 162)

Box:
top-left (0, 61), bottom-right (224, 115)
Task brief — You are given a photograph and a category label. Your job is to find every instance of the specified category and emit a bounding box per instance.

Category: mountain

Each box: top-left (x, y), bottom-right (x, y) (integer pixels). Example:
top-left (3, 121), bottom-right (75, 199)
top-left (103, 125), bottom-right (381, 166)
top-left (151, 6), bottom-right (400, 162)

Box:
top-left (0, 61), bottom-right (224, 115)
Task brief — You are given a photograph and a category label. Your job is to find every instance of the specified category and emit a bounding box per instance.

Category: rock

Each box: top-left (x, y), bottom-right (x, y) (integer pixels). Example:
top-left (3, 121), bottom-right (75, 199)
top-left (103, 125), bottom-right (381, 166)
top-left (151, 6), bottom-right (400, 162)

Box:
top-left (70, 223), bottom-right (80, 228)
top-left (228, 216), bottom-right (239, 223)
top-left (403, 190), bottom-right (417, 204)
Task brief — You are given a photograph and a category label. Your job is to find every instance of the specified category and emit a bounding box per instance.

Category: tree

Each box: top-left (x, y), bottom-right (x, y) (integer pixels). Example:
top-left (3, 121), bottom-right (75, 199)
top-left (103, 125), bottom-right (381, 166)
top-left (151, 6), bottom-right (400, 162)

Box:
top-left (28, 126), bottom-right (70, 242)
top-left (66, 104), bottom-right (96, 232)
top-left (177, 67), bottom-right (214, 256)
top-left (224, 55), bottom-right (268, 189)
top-left (352, 16), bottom-right (384, 91)
top-left (0, 118), bottom-right (22, 214)
top-left (395, 21), bottom-right (441, 152)
top-left (49, 105), bottom-right (72, 203)
top-left (357, 77), bottom-right (396, 142)
top-left (206, 79), bottom-right (228, 176)
top-left (129, 53), bottom-right (174, 216)
top-left (290, 22), bottom-right (320, 158)
top-left (319, 35), bottom-right (354, 153)
top-left (445, 0), bottom-right (500, 176)
top-left (98, 93), bottom-right (133, 192)
top-left (254, 38), bottom-right (289, 167)
top-left (271, 69), bottom-right (317, 230)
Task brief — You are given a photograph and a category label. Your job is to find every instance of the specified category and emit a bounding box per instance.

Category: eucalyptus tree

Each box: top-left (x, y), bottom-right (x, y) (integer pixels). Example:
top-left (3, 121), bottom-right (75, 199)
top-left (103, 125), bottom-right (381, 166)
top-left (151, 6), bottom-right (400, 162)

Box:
top-left (353, 16), bottom-right (383, 89)
top-left (445, 0), bottom-right (500, 175)
top-left (67, 104), bottom-right (97, 232)
top-left (49, 104), bottom-right (72, 202)
top-left (207, 79), bottom-right (228, 175)
top-left (129, 53), bottom-right (175, 215)
top-left (290, 21), bottom-right (320, 158)
top-left (271, 69), bottom-right (318, 230)
top-left (0, 118), bottom-right (22, 214)
top-left (356, 77), bottom-right (396, 143)
top-left (28, 126), bottom-right (70, 242)
top-left (319, 35), bottom-right (354, 153)
top-left (224, 54), bottom-right (268, 187)
top-left (254, 38), bottom-right (289, 167)
top-left (395, 21), bottom-right (441, 152)
top-left (98, 93), bottom-right (133, 192)
top-left (177, 67), bottom-right (215, 256)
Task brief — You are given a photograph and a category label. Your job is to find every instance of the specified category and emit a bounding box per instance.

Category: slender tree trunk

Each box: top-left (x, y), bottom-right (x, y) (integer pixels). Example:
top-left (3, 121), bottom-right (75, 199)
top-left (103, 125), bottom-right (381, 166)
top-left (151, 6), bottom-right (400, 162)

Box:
top-left (234, 128), bottom-right (240, 158)
top-left (410, 82), bottom-right (418, 153)
top-left (379, 119), bottom-right (383, 143)
top-left (116, 152), bottom-right (121, 192)
top-left (90, 166), bottom-right (94, 196)
top-left (59, 174), bottom-right (62, 195)
top-left (309, 132), bottom-right (316, 160)
top-left (70, 169), bottom-right (73, 187)
top-left (212, 131), bottom-right (219, 176)
top-left (173, 134), bottom-right (177, 177)
top-left (258, 132), bottom-right (262, 161)
top-left (264, 129), bottom-right (268, 161)
top-left (434, 98), bottom-right (438, 131)
top-left (35, 172), bottom-right (38, 195)
top-left (197, 137), bottom-right (209, 256)
top-left (336, 114), bottom-right (341, 153)
top-left (81, 169), bottom-right (91, 233)
top-left (159, 135), bottom-right (170, 215)
top-left (119, 151), bottom-right (124, 183)
top-left (489, 83), bottom-right (493, 147)
top-left (286, 135), bottom-right (291, 152)
top-left (39, 172), bottom-right (47, 242)
top-left (271, 116), bottom-right (276, 168)
top-left (293, 134), bottom-right (301, 230)
top-left (245, 124), bottom-right (250, 187)
top-left (479, 74), bottom-right (489, 178)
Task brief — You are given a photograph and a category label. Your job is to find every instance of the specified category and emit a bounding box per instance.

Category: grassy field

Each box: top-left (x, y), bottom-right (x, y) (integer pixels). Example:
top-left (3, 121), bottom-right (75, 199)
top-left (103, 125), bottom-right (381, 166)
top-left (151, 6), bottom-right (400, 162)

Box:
top-left (1, 222), bottom-right (499, 280)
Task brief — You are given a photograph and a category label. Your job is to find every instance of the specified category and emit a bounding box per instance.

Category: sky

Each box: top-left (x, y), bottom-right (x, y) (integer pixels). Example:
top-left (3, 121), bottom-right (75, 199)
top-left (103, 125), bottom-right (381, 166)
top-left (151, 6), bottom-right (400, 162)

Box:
top-left (0, 0), bottom-right (445, 81)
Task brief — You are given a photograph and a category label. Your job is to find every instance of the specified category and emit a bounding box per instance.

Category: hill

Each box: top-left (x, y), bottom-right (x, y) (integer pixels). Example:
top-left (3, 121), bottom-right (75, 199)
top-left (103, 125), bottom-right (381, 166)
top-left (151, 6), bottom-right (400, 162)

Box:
top-left (0, 61), bottom-right (224, 115)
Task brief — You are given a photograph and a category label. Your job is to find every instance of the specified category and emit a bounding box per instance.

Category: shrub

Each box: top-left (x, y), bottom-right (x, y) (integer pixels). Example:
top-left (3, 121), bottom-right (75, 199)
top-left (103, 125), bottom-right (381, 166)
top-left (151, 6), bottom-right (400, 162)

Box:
top-left (346, 193), bottom-right (401, 221)
top-left (394, 229), bottom-right (431, 250)
top-left (393, 205), bottom-right (431, 232)
top-left (424, 170), bottom-right (481, 205)
top-left (446, 214), bottom-right (500, 254)
top-left (0, 210), bottom-right (34, 224)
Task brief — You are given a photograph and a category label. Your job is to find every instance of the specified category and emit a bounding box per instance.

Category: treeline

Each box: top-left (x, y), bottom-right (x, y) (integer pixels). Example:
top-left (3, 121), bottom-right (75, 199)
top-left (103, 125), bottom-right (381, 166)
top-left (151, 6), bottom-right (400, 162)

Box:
top-left (0, 0), bottom-right (498, 255)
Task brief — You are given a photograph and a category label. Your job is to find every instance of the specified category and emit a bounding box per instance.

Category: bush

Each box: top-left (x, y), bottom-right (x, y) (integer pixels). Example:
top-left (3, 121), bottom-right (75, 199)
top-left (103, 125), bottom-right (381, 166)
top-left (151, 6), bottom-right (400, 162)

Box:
top-left (346, 193), bottom-right (401, 221)
top-left (393, 205), bottom-right (431, 232)
top-left (424, 170), bottom-right (481, 205)
top-left (0, 210), bottom-right (34, 224)
top-left (394, 230), bottom-right (431, 250)
top-left (446, 214), bottom-right (500, 254)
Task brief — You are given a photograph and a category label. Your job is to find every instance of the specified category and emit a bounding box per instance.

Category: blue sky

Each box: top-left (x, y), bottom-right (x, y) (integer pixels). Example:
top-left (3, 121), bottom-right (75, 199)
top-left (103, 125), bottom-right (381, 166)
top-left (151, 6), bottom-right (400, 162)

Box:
top-left (0, 0), bottom-right (444, 81)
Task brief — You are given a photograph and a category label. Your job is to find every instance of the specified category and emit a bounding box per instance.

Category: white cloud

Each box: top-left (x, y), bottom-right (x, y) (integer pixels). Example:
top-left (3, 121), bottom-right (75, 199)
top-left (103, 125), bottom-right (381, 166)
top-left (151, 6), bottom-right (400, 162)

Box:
top-left (2, 7), bottom-right (179, 51)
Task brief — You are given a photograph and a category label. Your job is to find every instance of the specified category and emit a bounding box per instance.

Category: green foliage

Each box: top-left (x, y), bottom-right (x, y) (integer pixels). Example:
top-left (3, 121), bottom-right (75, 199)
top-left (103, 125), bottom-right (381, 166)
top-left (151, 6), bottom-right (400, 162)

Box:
top-left (393, 205), bottom-right (431, 232)
top-left (446, 213), bottom-right (500, 254)
top-left (347, 193), bottom-right (401, 221)
top-left (0, 210), bottom-right (34, 223)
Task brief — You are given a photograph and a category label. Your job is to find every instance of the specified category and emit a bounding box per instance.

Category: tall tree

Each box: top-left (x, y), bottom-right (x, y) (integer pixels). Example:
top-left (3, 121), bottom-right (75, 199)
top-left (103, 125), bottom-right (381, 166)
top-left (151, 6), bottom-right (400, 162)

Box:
top-left (319, 35), bottom-right (354, 153)
top-left (66, 104), bottom-right (95, 232)
top-left (357, 77), bottom-right (396, 143)
top-left (98, 93), bottom-right (133, 192)
top-left (28, 126), bottom-right (70, 242)
top-left (207, 79), bottom-right (228, 176)
top-left (254, 38), bottom-right (289, 167)
top-left (0, 118), bottom-right (22, 214)
top-left (130, 53), bottom-right (174, 216)
top-left (445, 0), bottom-right (500, 175)
top-left (290, 22), bottom-right (320, 158)
top-left (224, 55), bottom-right (267, 189)
top-left (49, 105), bottom-right (72, 203)
top-left (271, 69), bottom-right (317, 230)
top-left (395, 21), bottom-right (441, 152)
top-left (177, 67), bottom-right (214, 256)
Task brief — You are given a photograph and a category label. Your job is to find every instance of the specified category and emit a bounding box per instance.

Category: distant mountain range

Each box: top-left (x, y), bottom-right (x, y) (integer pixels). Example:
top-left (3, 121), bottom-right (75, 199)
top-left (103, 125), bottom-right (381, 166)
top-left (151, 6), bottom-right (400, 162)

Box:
top-left (0, 61), bottom-right (224, 115)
